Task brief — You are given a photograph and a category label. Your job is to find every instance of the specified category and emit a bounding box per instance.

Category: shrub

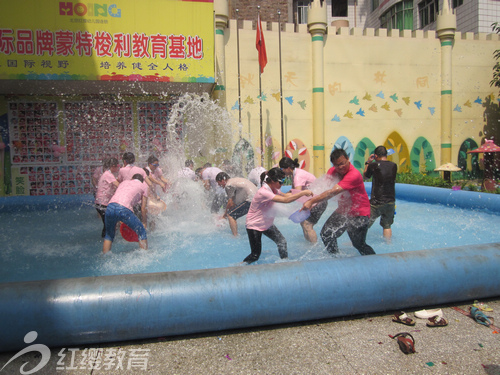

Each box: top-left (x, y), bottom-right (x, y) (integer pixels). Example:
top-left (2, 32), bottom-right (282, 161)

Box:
top-left (395, 172), bottom-right (452, 189)
top-left (395, 172), bottom-right (499, 194)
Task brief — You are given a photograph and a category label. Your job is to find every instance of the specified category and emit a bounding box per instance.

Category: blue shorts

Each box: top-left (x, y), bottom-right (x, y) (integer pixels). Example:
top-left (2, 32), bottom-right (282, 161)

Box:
top-left (228, 201), bottom-right (251, 220)
top-left (104, 202), bottom-right (147, 242)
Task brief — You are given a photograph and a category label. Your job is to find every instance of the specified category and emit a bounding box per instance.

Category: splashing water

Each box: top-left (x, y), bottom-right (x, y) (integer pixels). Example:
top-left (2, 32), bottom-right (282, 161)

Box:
top-left (1, 95), bottom-right (500, 283)
top-left (1, 196), bottom-right (500, 283)
top-left (153, 93), bottom-right (236, 172)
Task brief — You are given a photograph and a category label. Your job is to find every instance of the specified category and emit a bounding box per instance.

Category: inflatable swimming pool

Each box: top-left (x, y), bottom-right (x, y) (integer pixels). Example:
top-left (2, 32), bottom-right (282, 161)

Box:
top-left (0, 184), bottom-right (499, 352)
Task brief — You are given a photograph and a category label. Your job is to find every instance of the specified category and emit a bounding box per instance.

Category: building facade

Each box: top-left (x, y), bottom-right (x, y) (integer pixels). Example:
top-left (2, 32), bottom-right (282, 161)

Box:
top-left (239, 0), bottom-right (499, 34)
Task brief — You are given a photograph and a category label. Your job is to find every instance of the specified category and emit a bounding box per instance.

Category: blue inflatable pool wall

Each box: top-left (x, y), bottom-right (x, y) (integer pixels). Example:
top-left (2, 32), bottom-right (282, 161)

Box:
top-left (0, 184), bottom-right (499, 352)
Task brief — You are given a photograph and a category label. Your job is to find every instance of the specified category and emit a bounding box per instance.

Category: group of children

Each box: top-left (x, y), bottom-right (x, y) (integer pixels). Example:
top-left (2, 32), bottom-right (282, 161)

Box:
top-left (95, 152), bottom-right (169, 254)
top-left (96, 147), bottom-right (396, 264)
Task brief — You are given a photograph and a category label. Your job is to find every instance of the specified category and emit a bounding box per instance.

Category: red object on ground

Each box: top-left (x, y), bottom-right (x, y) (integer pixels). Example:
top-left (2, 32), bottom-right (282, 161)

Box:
top-left (120, 222), bottom-right (139, 242)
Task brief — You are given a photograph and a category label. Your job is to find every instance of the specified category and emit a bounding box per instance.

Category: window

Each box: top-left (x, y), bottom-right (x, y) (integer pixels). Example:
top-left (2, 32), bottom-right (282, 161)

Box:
top-left (419, 0), bottom-right (438, 28)
top-left (297, 1), bottom-right (310, 24)
top-left (373, 0), bottom-right (380, 11)
top-left (332, 0), bottom-right (348, 17)
top-left (452, 0), bottom-right (463, 8)
top-left (380, 0), bottom-right (413, 31)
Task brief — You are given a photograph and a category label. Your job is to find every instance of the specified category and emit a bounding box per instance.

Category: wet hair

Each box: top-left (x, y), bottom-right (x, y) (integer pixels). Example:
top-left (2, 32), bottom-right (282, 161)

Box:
top-left (107, 157), bottom-right (119, 168)
top-left (143, 168), bottom-right (150, 176)
top-left (195, 167), bottom-right (204, 178)
top-left (259, 171), bottom-right (268, 184)
top-left (374, 146), bottom-right (388, 157)
top-left (215, 172), bottom-right (230, 182)
top-left (132, 173), bottom-right (144, 183)
top-left (185, 159), bottom-right (194, 168)
top-left (279, 157), bottom-right (300, 170)
top-left (103, 158), bottom-right (111, 170)
top-left (330, 149), bottom-right (348, 164)
top-left (123, 152), bottom-right (135, 165)
top-left (147, 155), bottom-right (159, 164)
top-left (262, 167), bottom-right (285, 184)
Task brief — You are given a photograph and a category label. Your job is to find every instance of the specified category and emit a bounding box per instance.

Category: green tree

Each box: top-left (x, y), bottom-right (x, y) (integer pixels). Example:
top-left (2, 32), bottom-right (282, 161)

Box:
top-left (491, 22), bottom-right (500, 88)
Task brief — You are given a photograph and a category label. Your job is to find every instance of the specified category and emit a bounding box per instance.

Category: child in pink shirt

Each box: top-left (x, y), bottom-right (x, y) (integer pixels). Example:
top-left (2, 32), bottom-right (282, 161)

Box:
top-left (103, 174), bottom-right (149, 254)
top-left (146, 155), bottom-right (170, 193)
top-left (244, 168), bottom-right (313, 264)
top-left (118, 152), bottom-right (154, 217)
top-left (118, 164), bottom-right (147, 182)
top-left (279, 157), bottom-right (328, 243)
top-left (95, 158), bottom-right (120, 237)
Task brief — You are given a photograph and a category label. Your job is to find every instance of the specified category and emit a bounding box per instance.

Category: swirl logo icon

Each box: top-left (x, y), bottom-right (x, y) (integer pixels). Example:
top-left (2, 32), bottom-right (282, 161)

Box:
top-left (1, 331), bottom-right (51, 374)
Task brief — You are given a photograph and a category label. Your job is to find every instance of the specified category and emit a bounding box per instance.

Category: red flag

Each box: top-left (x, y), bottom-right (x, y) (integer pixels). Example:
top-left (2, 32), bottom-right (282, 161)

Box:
top-left (256, 13), bottom-right (267, 74)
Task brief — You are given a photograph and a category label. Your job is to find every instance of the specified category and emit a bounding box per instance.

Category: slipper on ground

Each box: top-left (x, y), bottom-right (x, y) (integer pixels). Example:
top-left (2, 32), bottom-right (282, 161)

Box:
top-left (473, 300), bottom-right (493, 312)
top-left (415, 309), bottom-right (443, 319)
top-left (470, 306), bottom-right (493, 326)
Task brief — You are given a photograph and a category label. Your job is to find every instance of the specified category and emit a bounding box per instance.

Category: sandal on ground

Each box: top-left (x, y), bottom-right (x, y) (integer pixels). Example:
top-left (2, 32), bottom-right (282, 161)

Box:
top-left (390, 332), bottom-right (416, 354)
top-left (392, 311), bottom-right (416, 326)
top-left (470, 306), bottom-right (493, 326)
top-left (473, 300), bottom-right (493, 312)
top-left (426, 315), bottom-right (448, 327)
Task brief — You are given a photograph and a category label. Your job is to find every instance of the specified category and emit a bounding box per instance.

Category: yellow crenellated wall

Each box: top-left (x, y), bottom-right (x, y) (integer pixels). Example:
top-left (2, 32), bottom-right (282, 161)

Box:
top-left (217, 7), bottom-right (500, 176)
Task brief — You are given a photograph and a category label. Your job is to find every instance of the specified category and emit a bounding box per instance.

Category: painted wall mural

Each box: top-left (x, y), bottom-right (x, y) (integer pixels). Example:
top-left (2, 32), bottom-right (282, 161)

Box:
top-left (232, 138), bottom-right (255, 176)
top-left (384, 132), bottom-right (409, 172)
top-left (336, 135), bottom-right (434, 175)
top-left (353, 137), bottom-right (376, 170)
top-left (410, 137), bottom-right (436, 174)
top-left (231, 69), bottom-right (308, 114)
top-left (285, 139), bottom-right (310, 171)
top-left (327, 70), bottom-right (492, 124)
top-left (458, 138), bottom-right (480, 178)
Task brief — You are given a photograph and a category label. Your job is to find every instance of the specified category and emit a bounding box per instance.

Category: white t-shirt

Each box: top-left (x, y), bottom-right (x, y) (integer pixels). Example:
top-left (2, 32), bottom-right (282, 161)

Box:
top-left (202, 167), bottom-right (223, 190)
top-left (225, 178), bottom-right (258, 205)
top-left (247, 166), bottom-right (267, 187)
top-left (178, 167), bottom-right (197, 181)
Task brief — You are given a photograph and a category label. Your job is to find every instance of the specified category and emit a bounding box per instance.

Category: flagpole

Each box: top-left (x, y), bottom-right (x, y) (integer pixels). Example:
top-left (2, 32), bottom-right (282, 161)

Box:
top-left (258, 6), bottom-right (264, 167)
top-left (236, 8), bottom-right (242, 136)
top-left (278, 10), bottom-right (284, 158)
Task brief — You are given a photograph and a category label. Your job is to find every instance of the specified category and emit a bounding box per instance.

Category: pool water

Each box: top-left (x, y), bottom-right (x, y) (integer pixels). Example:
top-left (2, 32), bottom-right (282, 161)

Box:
top-left (1, 197), bottom-right (500, 284)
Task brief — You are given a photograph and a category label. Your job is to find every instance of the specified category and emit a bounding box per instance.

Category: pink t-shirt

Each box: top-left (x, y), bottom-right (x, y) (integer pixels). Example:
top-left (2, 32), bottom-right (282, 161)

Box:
top-left (327, 164), bottom-right (370, 217)
top-left (92, 166), bottom-right (103, 188)
top-left (118, 165), bottom-right (147, 182)
top-left (293, 168), bottom-right (316, 189)
top-left (146, 166), bottom-right (163, 180)
top-left (95, 170), bottom-right (117, 206)
top-left (245, 183), bottom-right (279, 231)
top-left (109, 179), bottom-right (149, 211)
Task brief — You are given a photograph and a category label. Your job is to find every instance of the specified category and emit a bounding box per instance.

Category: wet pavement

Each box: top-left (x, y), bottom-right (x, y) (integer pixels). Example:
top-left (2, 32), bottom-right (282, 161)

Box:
top-left (1, 298), bottom-right (499, 374)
